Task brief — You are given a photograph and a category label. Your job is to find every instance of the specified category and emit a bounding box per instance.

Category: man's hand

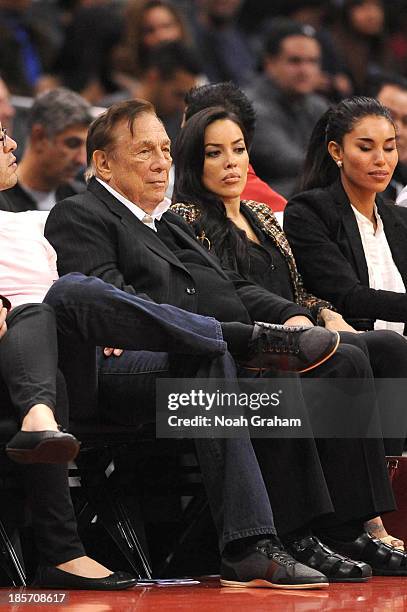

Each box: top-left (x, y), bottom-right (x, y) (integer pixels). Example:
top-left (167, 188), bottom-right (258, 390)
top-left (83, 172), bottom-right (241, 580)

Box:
top-left (103, 347), bottom-right (123, 357)
top-left (320, 309), bottom-right (357, 333)
top-left (284, 315), bottom-right (314, 328)
top-left (0, 301), bottom-right (7, 340)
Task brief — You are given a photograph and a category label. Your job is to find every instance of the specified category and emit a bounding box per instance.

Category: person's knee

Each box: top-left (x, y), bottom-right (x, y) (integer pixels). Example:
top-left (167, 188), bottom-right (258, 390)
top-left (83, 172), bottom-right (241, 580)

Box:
top-left (332, 343), bottom-right (372, 378)
top-left (43, 273), bottom-right (89, 308)
top-left (338, 331), bottom-right (369, 357)
top-left (9, 302), bottom-right (55, 324)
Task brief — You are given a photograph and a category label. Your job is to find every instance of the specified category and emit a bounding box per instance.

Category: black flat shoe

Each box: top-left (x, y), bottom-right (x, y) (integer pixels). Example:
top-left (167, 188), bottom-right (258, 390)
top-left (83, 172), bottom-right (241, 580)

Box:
top-left (32, 566), bottom-right (137, 590)
top-left (322, 532), bottom-right (407, 576)
top-left (6, 430), bottom-right (80, 464)
top-left (287, 535), bottom-right (371, 583)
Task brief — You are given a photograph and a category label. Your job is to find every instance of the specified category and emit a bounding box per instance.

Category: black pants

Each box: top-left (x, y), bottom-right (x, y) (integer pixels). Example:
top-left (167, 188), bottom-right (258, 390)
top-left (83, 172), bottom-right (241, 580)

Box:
top-left (252, 341), bottom-right (395, 537)
top-left (341, 330), bottom-right (407, 456)
top-left (0, 303), bottom-right (85, 565)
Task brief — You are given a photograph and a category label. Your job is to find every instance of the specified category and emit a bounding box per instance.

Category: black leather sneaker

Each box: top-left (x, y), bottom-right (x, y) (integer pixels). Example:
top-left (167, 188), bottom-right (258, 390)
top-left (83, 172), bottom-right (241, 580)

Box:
top-left (244, 323), bottom-right (340, 373)
top-left (220, 538), bottom-right (329, 589)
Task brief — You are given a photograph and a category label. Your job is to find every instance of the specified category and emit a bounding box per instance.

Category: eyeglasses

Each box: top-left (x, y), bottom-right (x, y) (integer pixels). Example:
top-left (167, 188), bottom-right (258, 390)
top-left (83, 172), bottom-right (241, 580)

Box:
top-left (0, 127), bottom-right (7, 150)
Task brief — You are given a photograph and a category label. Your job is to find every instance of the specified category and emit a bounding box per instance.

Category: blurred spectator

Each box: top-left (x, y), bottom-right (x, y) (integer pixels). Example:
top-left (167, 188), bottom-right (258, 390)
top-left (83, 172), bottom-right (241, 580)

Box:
top-left (328, 0), bottom-right (394, 94)
top-left (281, 0), bottom-right (353, 100)
top-left (105, 41), bottom-right (202, 146)
top-left (0, 0), bottom-right (57, 95)
top-left (3, 88), bottom-right (92, 212)
top-left (0, 76), bottom-right (15, 132)
top-left (190, 0), bottom-right (255, 86)
top-left (135, 41), bottom-right (202, 144)
top-left (184, 82), bottom-right (287, 215)
top-left (113, 0), bottom-right (190, 81)
top-left (369, 73), bottom-right (407, 201)
top-left (52, 0), bottom-right (122, 104)
top-left (246, 19), bottom-right (328, 198)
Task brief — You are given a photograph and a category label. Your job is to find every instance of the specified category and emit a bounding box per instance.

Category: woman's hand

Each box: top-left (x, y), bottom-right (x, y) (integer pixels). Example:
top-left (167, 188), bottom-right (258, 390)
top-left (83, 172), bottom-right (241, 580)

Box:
top-left (284, 315), bottom-right (314, 327)
top-left (0, 301), bottom-right (7, 340)
top-left (320, 309), bottom-right (357, 333)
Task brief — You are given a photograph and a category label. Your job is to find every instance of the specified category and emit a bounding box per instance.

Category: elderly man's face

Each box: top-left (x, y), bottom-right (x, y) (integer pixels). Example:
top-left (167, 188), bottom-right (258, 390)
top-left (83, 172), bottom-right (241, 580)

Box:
top-left (0, 123), bottom-right (17, 191)
top-left (99, 113), bottom-right (172, 211)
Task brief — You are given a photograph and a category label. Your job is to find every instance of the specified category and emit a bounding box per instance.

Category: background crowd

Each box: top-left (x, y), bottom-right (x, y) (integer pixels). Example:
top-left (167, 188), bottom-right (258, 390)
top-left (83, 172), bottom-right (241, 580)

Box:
top-left (1, 0), bottom-right (407, 200)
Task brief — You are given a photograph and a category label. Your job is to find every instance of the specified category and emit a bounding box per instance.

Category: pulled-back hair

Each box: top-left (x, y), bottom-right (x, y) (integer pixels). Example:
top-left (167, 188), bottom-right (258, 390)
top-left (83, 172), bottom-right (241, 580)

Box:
top-left (185, 82), bottom-right (256, 147)
top-left (173, 106), bottom-right (251, 274)
top-left (300, 96), bottom-right (394, 191)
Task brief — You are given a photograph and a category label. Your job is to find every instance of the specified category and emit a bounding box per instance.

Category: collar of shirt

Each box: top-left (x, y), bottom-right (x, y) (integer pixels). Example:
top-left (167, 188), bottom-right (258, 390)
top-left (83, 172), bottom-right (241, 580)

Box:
top-left (96, 177), bottom-right (171, 231)
top-left (351, 202), bottom-right (383, 236)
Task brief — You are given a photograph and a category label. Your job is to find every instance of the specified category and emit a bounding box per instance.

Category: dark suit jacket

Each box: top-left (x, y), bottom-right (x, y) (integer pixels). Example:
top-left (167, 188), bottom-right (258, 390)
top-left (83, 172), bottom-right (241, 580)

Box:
top-left (45, 178), bottom-right (308, 325)
top-left (284, 180), bottom-right (407, 332)
top-left (3, 181), bottom-right (84, 213)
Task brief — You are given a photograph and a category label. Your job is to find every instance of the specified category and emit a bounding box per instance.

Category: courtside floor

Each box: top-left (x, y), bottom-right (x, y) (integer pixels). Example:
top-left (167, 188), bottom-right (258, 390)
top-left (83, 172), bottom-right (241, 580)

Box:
top-left (1, 576), bottom-right (406, 611)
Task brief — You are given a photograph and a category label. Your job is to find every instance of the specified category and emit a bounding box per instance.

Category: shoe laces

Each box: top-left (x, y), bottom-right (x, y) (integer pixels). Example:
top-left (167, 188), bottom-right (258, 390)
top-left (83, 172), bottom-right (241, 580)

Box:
top-left (257, 541), bottom-right (295, 567)
top-left (259, 326), bottom-right (301, 355)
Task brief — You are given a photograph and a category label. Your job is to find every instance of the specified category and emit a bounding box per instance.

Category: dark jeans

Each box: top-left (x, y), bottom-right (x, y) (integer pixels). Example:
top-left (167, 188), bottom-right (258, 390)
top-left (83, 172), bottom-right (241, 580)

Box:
top-left (44, 273), bottom-right (277, 554)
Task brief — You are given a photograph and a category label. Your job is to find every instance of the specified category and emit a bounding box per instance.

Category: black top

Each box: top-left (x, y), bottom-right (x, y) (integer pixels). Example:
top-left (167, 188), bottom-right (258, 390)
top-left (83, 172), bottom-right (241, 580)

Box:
top-left (247, 240), bottom-right (294, 302)
top-left (241, 206), bottom-right (294, 302)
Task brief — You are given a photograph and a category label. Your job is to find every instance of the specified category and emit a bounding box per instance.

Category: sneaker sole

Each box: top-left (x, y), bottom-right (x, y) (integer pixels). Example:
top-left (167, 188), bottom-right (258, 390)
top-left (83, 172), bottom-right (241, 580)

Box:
top-left (328, 576), bottom-right (371, 583)
top-left (6, 438), bottom-right (80, 464)
top-left (220, 578), bottom-right (329, 589)
top-left (297, 331), bottom-right (340, 374)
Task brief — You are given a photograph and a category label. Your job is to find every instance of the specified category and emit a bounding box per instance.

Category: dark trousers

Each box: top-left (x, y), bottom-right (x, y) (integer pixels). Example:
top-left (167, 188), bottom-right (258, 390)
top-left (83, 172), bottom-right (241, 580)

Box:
top-left (0, 304), bottom-right (58, 421)
top-left (0, 303), bottom-right (85, 565)
top-left (340, 330), bottom-right (407, 456)
top-left (44, 273), bottom-right (277, 554)
top-left (98, 335), bottom-right (396, 543)
top-left (253, 342), bottom-right (394, 537)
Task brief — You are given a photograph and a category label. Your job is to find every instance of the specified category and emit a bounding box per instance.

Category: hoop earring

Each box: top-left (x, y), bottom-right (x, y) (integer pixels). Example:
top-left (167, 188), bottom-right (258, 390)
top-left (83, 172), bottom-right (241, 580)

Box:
top-left (198, 231), bottom-right (211, 250)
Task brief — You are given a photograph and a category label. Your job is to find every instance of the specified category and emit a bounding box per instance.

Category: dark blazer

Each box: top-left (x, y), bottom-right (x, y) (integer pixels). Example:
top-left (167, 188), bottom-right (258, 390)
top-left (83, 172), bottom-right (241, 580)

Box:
top-left (284, 180), bottom-right (407, 332)
top-left (45, 178), bottom-right (308, 325)
top-left (3, 181), bottom-right (84, 213)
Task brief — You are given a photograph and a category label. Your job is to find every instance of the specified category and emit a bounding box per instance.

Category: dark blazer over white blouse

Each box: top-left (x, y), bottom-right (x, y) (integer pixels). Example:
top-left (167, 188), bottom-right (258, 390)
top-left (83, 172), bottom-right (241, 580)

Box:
top-left (284, 179), bottom-right (407, 333)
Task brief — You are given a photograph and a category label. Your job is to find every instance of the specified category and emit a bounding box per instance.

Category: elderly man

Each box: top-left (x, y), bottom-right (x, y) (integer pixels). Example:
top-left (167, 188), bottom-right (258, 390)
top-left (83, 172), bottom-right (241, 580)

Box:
top-left (44, 99), bottom-right (407, 584)
top-left (3, 87), bottom-right (92, 212)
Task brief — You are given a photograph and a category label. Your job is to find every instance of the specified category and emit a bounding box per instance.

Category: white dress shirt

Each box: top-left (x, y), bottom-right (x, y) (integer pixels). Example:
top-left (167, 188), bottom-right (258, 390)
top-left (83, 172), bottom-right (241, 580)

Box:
top-left (351, 204), bottom-right (406, 335)
top-left (96, 178), bottom-right (170, 231)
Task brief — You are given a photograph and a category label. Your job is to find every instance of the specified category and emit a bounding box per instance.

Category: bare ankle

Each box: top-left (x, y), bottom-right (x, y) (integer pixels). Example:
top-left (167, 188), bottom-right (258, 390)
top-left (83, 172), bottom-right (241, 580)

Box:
top-left (21, 405), bottom-right (58, 432)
